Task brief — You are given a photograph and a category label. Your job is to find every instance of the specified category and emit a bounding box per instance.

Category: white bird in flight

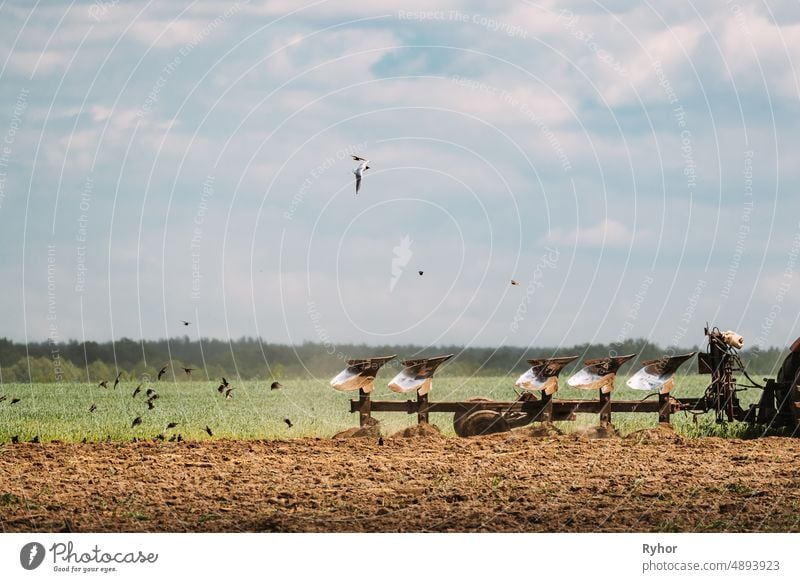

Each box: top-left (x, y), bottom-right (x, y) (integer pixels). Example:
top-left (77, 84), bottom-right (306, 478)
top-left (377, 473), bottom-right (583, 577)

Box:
top-left (352, 155), bottom-right (370, 194)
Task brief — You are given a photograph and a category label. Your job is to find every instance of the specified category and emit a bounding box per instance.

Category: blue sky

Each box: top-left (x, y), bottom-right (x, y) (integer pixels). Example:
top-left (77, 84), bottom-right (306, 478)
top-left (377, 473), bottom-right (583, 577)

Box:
top-left (1, 0), bottom-right (799, 351)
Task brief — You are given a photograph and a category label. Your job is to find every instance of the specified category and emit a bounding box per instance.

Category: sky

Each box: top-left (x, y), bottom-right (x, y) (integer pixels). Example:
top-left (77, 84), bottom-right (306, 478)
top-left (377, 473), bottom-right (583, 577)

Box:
top-left (1, 0), bottom-right (799, 352)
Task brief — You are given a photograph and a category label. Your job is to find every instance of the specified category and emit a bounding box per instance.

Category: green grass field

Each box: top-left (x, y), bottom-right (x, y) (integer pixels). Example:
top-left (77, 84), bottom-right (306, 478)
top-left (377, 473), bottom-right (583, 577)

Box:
top-left (0, 374), bottom-right (776, 442)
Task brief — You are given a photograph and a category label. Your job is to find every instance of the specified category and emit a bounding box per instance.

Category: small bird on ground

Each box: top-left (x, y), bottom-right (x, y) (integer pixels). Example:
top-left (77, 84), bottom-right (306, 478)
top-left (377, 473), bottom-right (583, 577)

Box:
top-left (154, 434), bottom-right (165, 441)
top-left (378, 436), bottom-right (384, 446)
top-left (180, 320), bottom-right (190, 326)
top-left (352, 155), bottom-right (370, 194)
top-left (11, 435), bottom-right (19, 444)
top-left (284, 418), bottom-right (293, 428)
top-left (181, 367), bottom-right (196, 378)
top-left (88, 403), bottom-right (97, 413)
top-left (132, 385), bottom-right (141, 398)
top-left (511, 279), bottom-right (520, 286)
top-left (168, 434), bottom-right (177, 442)
top-left (165, 422), bottom-right (178, 430)
top-left (98, 379), bottom-right (108, 389)
top-left (157, 366), bottom-right (168, 381)
top-left (270, 381), bottom-right (283, 390)
top-left (205, 426), bottom-right (213, 436)
top-left (131, 416), bottom-right (142, 428)
top-left (112, 372), bottom-right (122, 389)
top-left (147, 400), bottom-right (155, 410)
top-left (81, 437), bottom-right (87, 444)
top-left (10, 398), bottom-right (20, 405)
top-left (30, 435), bottom-right (40, 444)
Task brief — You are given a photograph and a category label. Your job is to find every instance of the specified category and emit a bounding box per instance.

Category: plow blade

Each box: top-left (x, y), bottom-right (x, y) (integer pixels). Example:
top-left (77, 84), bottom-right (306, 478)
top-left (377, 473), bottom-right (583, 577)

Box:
top-left (515, 355), bottom-right (580, 395)
top-left (626, 352), bottom-right (697, 394)
top-left (330, 355), bottom-right (397, 393)
top-left (567, 354), bottom-right (636, 393)
top-left (388, 354), bottom-right (454, 396)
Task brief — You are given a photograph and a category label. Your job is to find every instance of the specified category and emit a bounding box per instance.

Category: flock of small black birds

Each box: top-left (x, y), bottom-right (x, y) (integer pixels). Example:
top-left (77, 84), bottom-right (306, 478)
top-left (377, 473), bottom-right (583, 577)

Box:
top-left (2, 339), bottom-right (292, 443)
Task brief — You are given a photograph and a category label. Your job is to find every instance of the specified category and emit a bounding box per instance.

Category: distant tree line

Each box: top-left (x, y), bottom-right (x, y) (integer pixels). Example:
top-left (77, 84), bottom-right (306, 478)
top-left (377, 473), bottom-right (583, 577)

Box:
top-left (0, 336), bottom-right (792, 384)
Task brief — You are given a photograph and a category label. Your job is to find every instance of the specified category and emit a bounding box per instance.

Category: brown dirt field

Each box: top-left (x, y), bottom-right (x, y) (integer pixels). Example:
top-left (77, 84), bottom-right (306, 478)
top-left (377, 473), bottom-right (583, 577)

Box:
top-left (1, 433), bottom-right (799, 533)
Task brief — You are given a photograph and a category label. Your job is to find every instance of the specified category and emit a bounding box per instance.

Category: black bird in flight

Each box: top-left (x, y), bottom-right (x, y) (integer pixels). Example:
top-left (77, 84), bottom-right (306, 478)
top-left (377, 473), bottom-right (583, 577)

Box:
top-left (221, 377), bottom-right (229, 387)
top-left (165, 422), bottom-right (178, 430)
top-left (270, 381), bottom-right (283, 390)
top-left (88, 403), bottom-right (97, 413)
top-left (147, 394), bottom-right (160, 402)
top-left (217, 383), bottom-right (226, 394)
top-left (181, 367), bottom-right (196, 378)
top-left (0, 394), bottom-right (7, 403)
top-left (180, 320), bottom-right (190, 326)
top-left (98, 379), bottom-right (108, 389)
top-left (10, 398), bottom-right (20, 405)
top-left (283, 418), bottom-right (293, 428)
top-left (147, 400), bottom-right (156, 410)
top-left (132, 385), bottom-right (141, 398)
top-left (157, 366), bottom-right (168, 381)
top-left (205, 426), bottom-right (213, 436)
top-left (146, 388), bottom-right (155, 397)
top-left (112, 372), bottom-right (122, 389)
top-left (131, 416), bottom-right (143, 428)
top-left (224, 387), bottom-right (234, 399)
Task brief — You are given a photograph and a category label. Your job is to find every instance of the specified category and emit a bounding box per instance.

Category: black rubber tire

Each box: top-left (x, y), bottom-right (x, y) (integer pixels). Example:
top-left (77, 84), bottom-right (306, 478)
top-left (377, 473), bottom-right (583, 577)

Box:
top-left (453, 399), bottom-right (509, 437)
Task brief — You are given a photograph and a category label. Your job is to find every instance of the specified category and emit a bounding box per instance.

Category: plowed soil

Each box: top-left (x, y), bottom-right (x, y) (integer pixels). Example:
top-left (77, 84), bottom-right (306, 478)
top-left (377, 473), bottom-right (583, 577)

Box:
top-left (1, 432), bottom-right (799, 532)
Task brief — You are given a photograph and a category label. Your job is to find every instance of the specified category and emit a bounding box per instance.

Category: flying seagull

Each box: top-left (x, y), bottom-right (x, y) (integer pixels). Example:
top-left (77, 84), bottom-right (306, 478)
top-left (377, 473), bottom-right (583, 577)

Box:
top-left (352, 155), bottom-right (370, 194)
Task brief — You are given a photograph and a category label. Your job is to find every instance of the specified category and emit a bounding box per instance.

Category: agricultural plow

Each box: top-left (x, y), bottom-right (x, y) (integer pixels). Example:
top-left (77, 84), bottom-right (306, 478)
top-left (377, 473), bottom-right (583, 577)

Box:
top-left (331, 327), bottom-right (800, 437)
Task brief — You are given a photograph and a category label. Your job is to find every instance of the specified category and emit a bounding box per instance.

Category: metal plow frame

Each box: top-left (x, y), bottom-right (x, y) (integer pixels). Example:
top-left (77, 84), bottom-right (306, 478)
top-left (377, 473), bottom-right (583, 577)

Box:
top-left (332, 327), bottom-right (800, 437)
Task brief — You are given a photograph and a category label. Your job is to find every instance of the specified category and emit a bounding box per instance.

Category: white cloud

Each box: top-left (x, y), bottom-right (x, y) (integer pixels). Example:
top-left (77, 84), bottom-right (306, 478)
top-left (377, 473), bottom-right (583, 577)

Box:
top-left (543, 218), bottom-right (641, 248)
